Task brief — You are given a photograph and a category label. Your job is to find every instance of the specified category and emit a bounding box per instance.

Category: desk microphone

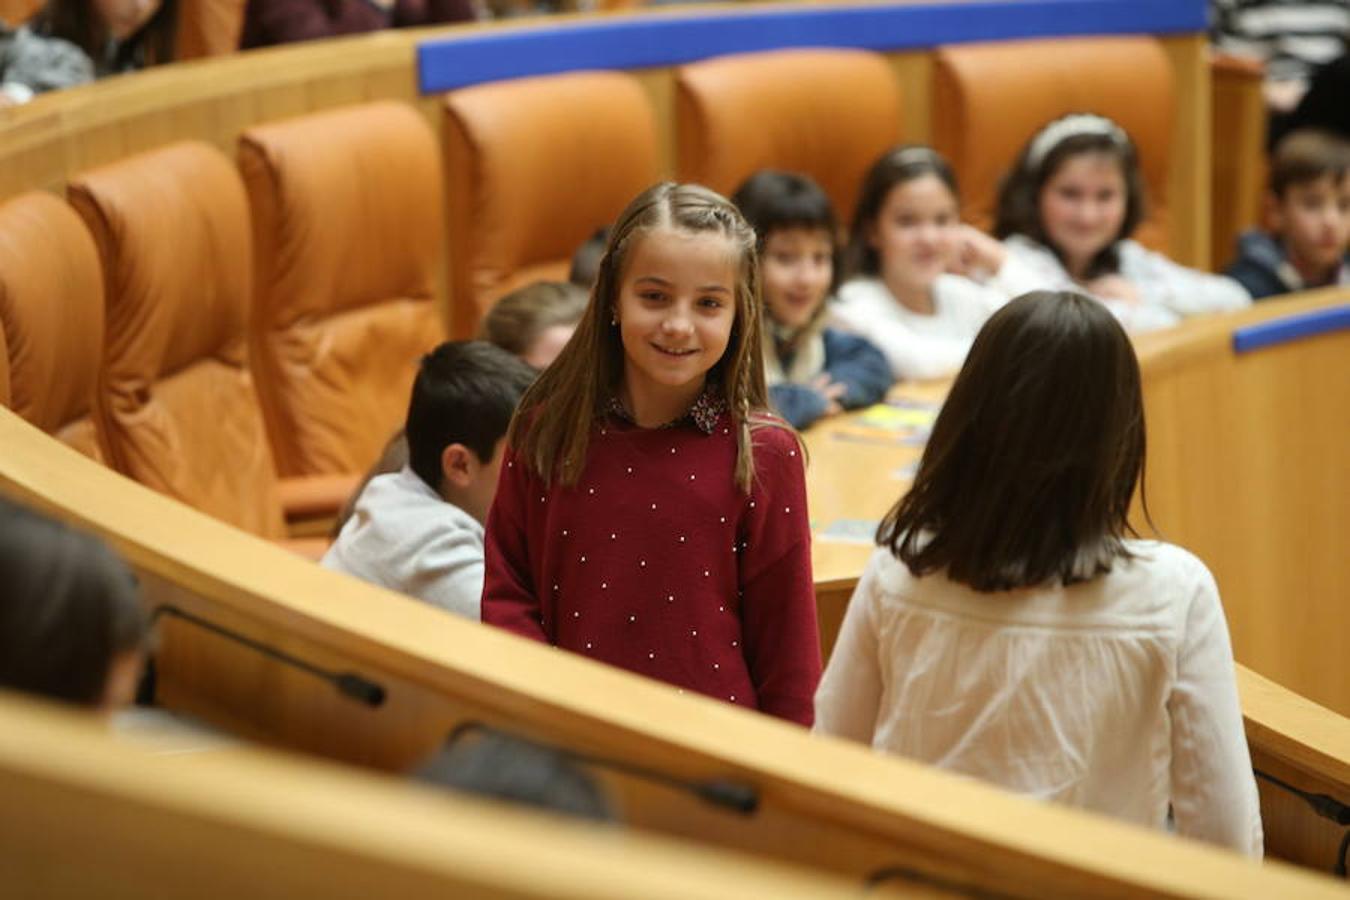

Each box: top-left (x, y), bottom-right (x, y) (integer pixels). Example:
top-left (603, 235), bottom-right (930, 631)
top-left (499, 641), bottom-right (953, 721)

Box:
top-left (147, 604), bottom-right (386, 707)
top-left (1254, 768), bottom-right (1350, 877)
top-left (445, 721), bottom-right (759, 815)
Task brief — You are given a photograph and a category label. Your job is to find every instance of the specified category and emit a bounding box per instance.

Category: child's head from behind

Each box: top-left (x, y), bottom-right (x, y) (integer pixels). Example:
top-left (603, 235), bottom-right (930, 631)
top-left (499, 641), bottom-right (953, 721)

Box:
top-left (0, 500), bottom-right (148, 712)
top-left (995, 114), bottom-right (1146, 279)
top-left (406, 341), bottom-right (536, 524)
top-left (1267, 130), bottom-right (1350, 278)
top-left (732, 170), bottom-right (839, 332)
top-left (569, 227), bottom-right (610, 290)
top-left (879, 291), bottom-right (1145, 592)
top-left (480, 281), bottom-right (587, 370)
top-left (511, 182), bottom-right (769, 491)
top-left (847, 146), bottom-right (960, 292)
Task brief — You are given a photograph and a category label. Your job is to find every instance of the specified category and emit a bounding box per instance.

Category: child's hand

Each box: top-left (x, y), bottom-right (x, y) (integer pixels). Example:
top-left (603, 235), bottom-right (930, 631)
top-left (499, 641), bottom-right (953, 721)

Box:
top-left (948, 225), bottom-right (1007, 277)
top-left (1087, 274), bottom-right (1141, 305)
top-left (811, 374), bottom-right (848, 417)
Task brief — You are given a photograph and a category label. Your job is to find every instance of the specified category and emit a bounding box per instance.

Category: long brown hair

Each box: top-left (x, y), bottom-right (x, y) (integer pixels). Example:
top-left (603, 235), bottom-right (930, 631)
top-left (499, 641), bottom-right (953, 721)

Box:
top-left (877, 291), bottom-right (1149, 591)
top-left (507, 182), bottom-right (778, 493)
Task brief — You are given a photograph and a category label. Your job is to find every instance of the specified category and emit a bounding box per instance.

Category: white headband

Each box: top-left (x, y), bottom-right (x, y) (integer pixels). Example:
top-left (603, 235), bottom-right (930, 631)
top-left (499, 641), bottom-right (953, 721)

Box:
top-left (1026, 114), bottom-right (1129, 170)
top-left (888, 146), bottom-right (940, 168)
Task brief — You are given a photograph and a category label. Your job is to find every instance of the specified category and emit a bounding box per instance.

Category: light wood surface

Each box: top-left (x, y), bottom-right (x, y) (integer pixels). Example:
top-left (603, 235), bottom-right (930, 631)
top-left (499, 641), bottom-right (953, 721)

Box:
top-left (1209, 52), bottom-right (1267, 274)
top-left (0, 690), bottom-right (878, 900)
top-left (1, 378), bottom-right (1343, 898)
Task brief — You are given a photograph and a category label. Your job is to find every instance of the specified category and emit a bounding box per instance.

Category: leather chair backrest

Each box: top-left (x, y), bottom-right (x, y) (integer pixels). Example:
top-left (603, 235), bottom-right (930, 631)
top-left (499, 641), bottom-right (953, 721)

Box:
top-left (932, 36), bottom-right (1174, 251)
top-left (0, 0), bottom-right (41, 27)
top-left (0, 191), bottom-right (107, 461)
top-left (675, 49), bottom-right (904, 224)
top-left (67, 141), bottom-right (286, 539)
top-left (175, 0), bottom-right (248, 59)
top-left (443, 70), bottom-right (660, 336)
top-left (239, 101), bottom-right (445, 478)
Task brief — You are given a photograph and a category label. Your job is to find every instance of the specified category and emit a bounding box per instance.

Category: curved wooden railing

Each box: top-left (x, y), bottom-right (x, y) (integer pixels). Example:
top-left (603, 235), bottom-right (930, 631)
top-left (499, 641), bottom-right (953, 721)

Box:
top-left (0, 690), bottom-right (867, 899)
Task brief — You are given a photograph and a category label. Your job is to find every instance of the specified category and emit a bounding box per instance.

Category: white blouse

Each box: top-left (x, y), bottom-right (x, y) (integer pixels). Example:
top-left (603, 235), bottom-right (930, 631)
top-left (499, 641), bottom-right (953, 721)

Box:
top-left (1003, 235), bottom-right (1252, 333)
top-left (831, 275), bottom-right (1005, 381)
top-left (814, 541), bottom-right (1263, 857)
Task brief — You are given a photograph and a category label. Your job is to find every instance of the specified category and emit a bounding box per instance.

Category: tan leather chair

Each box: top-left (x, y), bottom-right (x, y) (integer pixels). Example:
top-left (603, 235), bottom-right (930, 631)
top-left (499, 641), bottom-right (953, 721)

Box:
top-left (443, 70), bottom-right (660, 337)
top-left (0, 0), bottom-right (42, 27)
top-left (67, 141), bottom-right (288, 540)
top-left (932, 36), bottom-right (1174, 252)
top-left (175, 0), bottom-right (248, 59)
top-left (238, 101), bottom-right (444, 493)
top-left (675, 49), bottom-right (904, 224)
top-left (0, 191), bottom-right (108, 461)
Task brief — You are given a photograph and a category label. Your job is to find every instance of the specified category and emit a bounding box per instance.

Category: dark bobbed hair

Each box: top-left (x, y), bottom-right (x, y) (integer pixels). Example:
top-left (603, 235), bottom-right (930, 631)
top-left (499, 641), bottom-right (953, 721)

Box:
top-left (568, 227), bottom-right (611, 289)
top-left (0, 499), bottom-right (148, 706)
top-left (846, 146), bottom-right (959, 279)
top-left (731, 169), bottom-right (843, 296)
top-left (31, 0), bottom-right (177, 72)
top-left (478, 281), bottom-right (588, 360)
top-left (993, 119), bottom-right (1147, 281)
top-left (406, 341), bottom-right (537, 492)
top-left (419, 731), bottom-right (612, 822)
top-left (1269, 129), bottom-right (1350, 197)
top-left (877, 291), bottom-right (1148, 592)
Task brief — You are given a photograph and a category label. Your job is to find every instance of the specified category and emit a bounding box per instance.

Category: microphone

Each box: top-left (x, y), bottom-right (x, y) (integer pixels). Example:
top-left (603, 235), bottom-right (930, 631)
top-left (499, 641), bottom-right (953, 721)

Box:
top-left (445, 721), bottom-right (759, 815)
top-left (146, 604), bottom-right (386, 707)
top-left (1254, 768), bottom-right (1350, 877)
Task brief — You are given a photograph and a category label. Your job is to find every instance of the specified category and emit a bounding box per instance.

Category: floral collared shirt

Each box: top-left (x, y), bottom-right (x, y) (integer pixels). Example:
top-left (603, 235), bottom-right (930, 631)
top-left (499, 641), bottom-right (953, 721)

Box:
top-left (604, 384), bottom-right (727, 435)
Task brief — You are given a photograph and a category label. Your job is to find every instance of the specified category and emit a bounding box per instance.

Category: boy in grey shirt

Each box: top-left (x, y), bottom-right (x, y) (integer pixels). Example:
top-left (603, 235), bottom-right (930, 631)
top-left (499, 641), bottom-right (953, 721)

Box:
top-left (322, 341), bottom-right (534, 619)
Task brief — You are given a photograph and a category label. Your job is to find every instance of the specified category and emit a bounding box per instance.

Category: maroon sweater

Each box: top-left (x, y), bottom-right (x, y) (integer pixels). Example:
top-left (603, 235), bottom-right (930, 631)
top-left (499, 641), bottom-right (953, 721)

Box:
top-left (482, 412), bottom-right (821, 725)
top-left (240, 0), bottom-right (474, 49)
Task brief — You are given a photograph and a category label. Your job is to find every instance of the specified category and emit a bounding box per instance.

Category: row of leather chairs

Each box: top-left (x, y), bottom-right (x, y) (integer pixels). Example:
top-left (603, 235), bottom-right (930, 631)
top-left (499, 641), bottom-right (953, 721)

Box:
top-left (0, 102), bottom-right (442, 547)
top-left (2, 40), bottom-right (1176, 537)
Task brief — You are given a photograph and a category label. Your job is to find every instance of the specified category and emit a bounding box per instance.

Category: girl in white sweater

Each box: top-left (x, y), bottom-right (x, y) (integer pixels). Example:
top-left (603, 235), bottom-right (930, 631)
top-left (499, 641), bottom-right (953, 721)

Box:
top-left (833, 146), bottom-right (1039, 381)
top-left (815, 291), bottom-right (1262, 856)
top-left (994, 114), bottom-right (1250, 332)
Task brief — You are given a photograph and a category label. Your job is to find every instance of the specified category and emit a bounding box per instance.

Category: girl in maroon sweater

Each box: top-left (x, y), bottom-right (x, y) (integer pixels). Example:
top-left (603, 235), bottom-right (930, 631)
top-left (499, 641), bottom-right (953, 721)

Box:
top-left (482, 182), bottom-right (822, 726)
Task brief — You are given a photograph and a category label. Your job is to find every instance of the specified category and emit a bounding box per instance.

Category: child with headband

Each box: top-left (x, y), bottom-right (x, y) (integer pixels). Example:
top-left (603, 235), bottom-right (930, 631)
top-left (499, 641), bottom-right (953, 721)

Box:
top-left (833, 146), bottom-right (1040, 382)
top-left (995, 114), bottom-right (1250, 331)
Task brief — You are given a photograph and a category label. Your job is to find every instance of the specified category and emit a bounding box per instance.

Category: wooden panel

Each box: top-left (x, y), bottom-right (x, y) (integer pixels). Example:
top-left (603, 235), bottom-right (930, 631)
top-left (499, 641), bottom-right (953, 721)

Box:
top-left (1209, 53), bottom-right (1267, 273)
top-left (1160, 34), bottom-right (1212, 269)
top-left (0, 692), bottom-right (867, 900)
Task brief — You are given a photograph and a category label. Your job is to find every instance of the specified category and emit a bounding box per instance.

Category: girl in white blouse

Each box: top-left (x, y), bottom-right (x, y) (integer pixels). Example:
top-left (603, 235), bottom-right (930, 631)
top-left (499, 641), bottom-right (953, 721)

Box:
top-left (994, 114), bottom-right (1250, 332)
top-left (832, 146), bottom-right (1041, 382)
top-left (814, 291), bottom-right (1263, 857)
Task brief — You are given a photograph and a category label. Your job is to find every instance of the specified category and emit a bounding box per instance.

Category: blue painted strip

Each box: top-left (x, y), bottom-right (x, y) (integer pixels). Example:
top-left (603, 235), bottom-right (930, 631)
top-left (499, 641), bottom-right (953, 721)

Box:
top-left (418, 0), bottom-right (1207, 94)
top-left (1232, 304), bottom-right (1350, 354)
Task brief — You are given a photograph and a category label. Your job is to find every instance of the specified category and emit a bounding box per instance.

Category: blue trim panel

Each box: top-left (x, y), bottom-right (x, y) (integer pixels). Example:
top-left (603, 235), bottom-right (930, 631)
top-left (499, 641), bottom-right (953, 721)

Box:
top-left (418, 0), bottom-right (1207, 93)
top-left (1232, 304), bottom-right (1350, 354)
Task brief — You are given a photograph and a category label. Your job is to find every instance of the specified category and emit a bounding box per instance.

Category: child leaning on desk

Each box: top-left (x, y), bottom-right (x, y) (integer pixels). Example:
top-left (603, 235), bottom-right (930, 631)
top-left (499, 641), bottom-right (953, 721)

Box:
top-left (815, 290), bottom-right (1263, 856)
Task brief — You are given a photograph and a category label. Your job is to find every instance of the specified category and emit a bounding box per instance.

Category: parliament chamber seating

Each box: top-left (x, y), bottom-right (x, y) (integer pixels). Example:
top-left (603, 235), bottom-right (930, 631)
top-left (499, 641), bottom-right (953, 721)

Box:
top-left (0, 191), bottom-right (107, 462)
top-left (932, 36), bottom-right (1176, 254)
top-left (673, 48), bottom-right (904, 222)
top-left (238, 101), bottom-right (445, 515)
top-left (441, 70), bottom-right (661, 336)
top-left (66, 141), bottom-right (290, 541)
top-left (1, 4), bottom-right (1347, 894)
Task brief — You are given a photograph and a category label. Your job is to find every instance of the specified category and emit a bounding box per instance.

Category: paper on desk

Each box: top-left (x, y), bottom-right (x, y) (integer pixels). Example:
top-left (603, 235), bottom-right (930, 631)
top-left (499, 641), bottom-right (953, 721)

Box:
top-left (817, 518), bottom-right (881, 544)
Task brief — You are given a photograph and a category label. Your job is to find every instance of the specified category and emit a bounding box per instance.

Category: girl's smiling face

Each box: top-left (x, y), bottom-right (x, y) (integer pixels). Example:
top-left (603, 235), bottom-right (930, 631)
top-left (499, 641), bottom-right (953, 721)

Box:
top-left (615, 227), bottom-right (738, 416)
top-left (761, 227), bottom-right (834, 331)
top-left (868, 174), bottom-right (959, 295)
top-left (1038, 152), bottom-right (1128, 276)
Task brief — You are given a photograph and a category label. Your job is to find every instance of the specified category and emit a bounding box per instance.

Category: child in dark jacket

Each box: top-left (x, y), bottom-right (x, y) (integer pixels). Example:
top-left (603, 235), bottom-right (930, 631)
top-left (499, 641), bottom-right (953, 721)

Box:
top-left (1226, 130), bottom-right (1350, 299)
top-left (732, 171), bottom-right (892, 429)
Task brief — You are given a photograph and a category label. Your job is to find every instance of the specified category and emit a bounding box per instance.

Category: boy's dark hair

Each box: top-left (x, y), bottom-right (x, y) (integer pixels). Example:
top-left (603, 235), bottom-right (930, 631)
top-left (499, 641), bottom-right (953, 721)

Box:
top-left (568, 227), bottom-right (610, 289)
top-left (0, 499), bottom-right (148, 706)
top-left (419, 730), bottom-right (612, 822)
top-left (993, 117), bottom-right (1147, 281)
top-left (406, 341), bottom-right (536, 492)
top-left (846, 146), bottom-right (959, 279)
top-left (478, 281), bottom-right (588, 359)
top-left (1269, 130), bottom-right (1350, 198)
top-left (878, 291), bottom-right (1148, 592)
top-left (731, 169), bottom-right (842, 295)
